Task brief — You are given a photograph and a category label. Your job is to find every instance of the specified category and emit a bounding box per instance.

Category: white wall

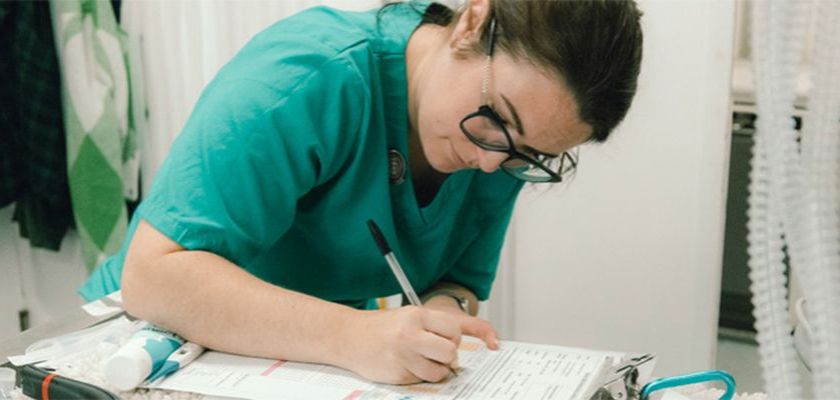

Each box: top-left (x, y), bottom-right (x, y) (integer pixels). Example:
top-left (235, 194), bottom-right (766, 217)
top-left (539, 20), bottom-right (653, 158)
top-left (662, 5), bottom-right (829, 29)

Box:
top-left (488, 0), bottom-right (736, 377)
top-left (0, 207), bottom-right (26, 340)
top-left (0, 206), bottom-right (88, 341)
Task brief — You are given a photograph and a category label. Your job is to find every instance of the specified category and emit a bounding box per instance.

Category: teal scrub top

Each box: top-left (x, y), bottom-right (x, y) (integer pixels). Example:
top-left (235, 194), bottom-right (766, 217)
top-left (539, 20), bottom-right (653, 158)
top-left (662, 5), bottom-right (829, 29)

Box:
top-left (79, 2), bottom-right (524, 308)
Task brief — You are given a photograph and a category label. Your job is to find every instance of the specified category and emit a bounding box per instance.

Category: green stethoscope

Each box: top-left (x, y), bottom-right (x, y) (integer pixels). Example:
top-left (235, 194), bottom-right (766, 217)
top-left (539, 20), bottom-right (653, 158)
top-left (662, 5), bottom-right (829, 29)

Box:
top-left (640, 369), bottom-right (736, 400)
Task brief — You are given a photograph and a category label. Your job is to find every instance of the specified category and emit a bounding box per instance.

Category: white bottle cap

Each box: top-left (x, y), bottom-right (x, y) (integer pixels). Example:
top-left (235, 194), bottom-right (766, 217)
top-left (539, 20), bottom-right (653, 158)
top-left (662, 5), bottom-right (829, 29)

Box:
top-left (104, 344), bottom-right (153, 391)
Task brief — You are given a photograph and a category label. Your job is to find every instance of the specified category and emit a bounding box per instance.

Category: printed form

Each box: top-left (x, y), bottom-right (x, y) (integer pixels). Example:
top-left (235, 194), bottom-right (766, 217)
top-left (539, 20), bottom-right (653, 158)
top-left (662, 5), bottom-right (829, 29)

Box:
top-left (145, 337), bottom-right (626, 400)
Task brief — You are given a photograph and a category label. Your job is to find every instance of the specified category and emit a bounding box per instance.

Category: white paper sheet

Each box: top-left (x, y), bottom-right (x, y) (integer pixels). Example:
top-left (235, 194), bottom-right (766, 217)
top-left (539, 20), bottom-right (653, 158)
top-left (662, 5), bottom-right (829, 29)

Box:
top-left (145, 337), bottom-right (628, 400)
top-left (81, 290), bottom-right (123, 317)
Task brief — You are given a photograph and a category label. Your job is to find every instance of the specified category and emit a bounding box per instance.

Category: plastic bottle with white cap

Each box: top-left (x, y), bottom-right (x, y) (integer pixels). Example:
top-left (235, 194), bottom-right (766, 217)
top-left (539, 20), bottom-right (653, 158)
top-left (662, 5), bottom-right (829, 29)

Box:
top-left (103, 323), bottom-right (184, 391)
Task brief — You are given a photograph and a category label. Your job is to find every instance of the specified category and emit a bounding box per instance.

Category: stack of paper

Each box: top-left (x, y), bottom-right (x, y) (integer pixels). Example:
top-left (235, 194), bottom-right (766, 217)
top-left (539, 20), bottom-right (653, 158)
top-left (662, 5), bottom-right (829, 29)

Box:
top-left (145, 336), bottom-right (636, 400)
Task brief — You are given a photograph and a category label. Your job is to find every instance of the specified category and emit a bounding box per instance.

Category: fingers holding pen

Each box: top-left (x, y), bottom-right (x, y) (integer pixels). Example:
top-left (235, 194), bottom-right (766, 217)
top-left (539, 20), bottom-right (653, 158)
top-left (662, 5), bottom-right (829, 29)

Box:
top-left (421, 308), bottom-right (463, 347)
top-left (414, 330), bottom-right (459, 368)
top-left (343, 306), bottom-right (465, 385)
top-left (405, 351), bottom-right (457, 383)
top-left (401, 307), bottom-right (461, 380)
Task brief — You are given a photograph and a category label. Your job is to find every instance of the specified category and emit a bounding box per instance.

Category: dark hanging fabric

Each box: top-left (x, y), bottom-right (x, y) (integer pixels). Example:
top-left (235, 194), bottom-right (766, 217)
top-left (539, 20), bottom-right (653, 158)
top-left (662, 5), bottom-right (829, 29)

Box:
top-left (111, 0), bottom-right (121, 22)
top-left (0, 1), bottom-right (74, 250)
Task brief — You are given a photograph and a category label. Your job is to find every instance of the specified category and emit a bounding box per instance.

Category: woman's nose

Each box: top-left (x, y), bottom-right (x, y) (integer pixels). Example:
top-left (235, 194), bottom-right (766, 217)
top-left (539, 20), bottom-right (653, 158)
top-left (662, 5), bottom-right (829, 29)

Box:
top-left (475, 148), bottom-right (508, 173)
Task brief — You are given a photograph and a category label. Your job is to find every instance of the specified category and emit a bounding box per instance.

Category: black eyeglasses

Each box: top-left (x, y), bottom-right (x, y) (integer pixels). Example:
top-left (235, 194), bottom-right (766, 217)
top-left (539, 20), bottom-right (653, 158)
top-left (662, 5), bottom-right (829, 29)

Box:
top-left (458, 17), bottom-right (579, 183)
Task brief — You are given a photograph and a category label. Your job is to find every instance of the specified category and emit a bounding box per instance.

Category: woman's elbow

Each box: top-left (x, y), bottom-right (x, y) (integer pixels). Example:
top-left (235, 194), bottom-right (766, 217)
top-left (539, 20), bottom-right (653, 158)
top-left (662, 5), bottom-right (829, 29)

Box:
top-left (120, 220), bottom-right (183, 319)
top-left (120, 255), bottom-right (147, 319)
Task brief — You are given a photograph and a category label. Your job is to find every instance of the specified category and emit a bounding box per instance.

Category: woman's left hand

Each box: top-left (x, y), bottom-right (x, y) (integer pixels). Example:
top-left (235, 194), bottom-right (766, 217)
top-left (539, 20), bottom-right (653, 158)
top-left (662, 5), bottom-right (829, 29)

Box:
top-left (423, 296), bottom-right (501, 351)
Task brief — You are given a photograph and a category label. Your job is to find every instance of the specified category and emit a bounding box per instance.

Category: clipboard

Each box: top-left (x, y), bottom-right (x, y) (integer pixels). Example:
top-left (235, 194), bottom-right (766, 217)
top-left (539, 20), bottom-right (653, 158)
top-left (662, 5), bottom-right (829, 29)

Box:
top-left (585, 353), bottom-right (736, 400)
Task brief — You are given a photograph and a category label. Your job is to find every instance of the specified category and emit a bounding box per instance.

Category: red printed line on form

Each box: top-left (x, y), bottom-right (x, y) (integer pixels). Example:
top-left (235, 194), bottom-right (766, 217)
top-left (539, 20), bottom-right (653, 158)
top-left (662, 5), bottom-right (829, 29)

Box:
top-left (343, 390), bottom-right (365, 400)
top-left (260, 360), bottom-right (286, 376)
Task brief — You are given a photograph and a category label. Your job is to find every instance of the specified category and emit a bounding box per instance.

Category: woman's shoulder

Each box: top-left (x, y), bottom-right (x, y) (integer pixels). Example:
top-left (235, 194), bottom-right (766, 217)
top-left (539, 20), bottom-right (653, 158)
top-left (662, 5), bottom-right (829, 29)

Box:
top-left (213, 7), bottom-right (381, 94)
top-left (258, 6), bottom-right (379, 53)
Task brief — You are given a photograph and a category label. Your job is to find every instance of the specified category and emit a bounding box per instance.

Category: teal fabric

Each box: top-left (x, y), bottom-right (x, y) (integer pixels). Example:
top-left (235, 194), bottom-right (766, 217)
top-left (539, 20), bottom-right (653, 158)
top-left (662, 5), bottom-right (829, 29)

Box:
top-left (79, 3), bottom-right (524, 307)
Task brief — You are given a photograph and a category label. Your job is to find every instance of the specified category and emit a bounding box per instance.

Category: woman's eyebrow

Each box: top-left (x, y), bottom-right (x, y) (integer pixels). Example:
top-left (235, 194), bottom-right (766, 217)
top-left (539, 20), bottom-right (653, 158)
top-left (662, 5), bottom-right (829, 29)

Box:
top-left (501, 94), bottom-right (558, 158)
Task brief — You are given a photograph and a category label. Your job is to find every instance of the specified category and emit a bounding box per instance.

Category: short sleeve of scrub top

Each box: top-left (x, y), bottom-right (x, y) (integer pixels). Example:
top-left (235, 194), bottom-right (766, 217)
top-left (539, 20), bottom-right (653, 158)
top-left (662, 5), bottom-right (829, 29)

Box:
top-left (139, 66), bottom-right (366, 266)
top-left (79, 3), bottom-right (525, 306)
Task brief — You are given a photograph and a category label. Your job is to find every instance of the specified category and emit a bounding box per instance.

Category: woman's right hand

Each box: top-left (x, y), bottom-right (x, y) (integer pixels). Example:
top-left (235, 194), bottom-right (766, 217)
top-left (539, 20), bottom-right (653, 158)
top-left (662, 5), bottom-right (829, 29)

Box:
top-left (338, 306), bottom-right (462, 385)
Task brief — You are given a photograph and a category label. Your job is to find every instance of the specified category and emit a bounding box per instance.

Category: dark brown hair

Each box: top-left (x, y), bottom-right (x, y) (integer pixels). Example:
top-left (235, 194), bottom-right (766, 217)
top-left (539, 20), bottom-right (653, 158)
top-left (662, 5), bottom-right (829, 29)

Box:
top-left (390, 0), bottom-right (644, 143)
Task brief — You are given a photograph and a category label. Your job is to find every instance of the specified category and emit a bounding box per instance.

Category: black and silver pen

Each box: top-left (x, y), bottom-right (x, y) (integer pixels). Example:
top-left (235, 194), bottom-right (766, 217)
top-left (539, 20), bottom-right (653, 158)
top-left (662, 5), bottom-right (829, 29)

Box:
top-left (366, 219), bottom-right (459, 377)
top-left (367, 219), bottom-right (423, 306)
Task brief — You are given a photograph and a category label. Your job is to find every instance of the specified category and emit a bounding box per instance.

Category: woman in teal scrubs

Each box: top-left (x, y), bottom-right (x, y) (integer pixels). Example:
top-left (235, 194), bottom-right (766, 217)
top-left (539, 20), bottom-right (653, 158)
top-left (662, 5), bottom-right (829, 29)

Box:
top-left (81, 0), bottom-right (643, 384)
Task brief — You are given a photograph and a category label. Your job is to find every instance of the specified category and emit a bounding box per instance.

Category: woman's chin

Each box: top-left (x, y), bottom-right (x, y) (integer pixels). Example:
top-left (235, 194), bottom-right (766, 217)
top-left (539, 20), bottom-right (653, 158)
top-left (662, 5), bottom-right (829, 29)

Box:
top-left (429, 158), bottom-right (457, 174)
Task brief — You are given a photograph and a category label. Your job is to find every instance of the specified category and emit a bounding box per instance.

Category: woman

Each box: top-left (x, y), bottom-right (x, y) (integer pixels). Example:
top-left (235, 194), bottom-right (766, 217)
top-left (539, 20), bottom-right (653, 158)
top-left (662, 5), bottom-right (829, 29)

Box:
top-left (80, 0), bottom-right (643, 384)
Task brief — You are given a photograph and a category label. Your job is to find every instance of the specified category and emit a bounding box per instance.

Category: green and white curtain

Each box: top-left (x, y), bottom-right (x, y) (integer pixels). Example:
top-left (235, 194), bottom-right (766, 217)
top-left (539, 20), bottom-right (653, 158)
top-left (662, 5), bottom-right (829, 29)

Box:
top-left (50, 0), bottom-right (137, 270)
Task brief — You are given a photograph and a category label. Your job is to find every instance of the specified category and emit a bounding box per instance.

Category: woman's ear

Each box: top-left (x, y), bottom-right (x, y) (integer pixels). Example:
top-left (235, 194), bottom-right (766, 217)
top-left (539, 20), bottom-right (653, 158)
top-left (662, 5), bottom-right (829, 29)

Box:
top-left (448, 0), bottom-right (492, 58)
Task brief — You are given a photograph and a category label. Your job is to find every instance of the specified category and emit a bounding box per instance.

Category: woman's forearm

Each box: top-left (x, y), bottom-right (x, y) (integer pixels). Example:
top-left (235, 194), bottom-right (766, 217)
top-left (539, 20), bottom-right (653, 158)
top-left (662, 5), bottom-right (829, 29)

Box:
top-left (121, 223), bottom-right (359, 367)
